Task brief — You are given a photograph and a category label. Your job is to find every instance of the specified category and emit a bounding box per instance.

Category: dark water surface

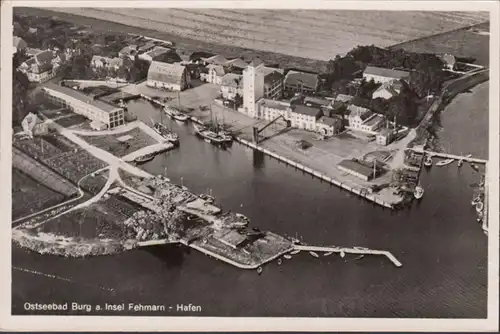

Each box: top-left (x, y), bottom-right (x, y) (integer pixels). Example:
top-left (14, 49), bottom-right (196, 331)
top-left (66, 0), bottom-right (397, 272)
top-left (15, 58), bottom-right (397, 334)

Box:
top-left (12, 99), bottom-right (488, 317)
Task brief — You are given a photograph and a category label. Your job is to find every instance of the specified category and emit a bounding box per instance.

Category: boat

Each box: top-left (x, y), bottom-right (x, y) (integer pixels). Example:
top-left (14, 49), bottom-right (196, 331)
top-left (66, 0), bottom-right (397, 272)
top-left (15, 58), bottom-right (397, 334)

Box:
top-left (290, 249), bottom-right (300, 255)
top-left (436, 158), bottom-right (454, 167)
top-left (257, 266), bottom-right (263, 275)
top-left (235, 213), bottom-right (249, 220)
top-left (134, 152), bottom-right (156, 164)
top-left (277, 258), bottom-right (282, 265)
top-left (414, 185), bottom-right (424, 199)
top-left (471, 196), bottom-right (482, 206)
top-left (284, 254), bottom-right (292, 260)
top-left (476, 201), bottom-right (484, 212)
top-left (309, 251), bottom-right (319, 258)
top-left (164, 106), bottom-right (189, 122)
top-left (199, 193), bottom-right (215, 203)
top-left (424, 156), bottom-right (433, 167)
top-left (470, 163), bottom-right (480, 172)
top-left (354, 255), bottom-right (365, 260)
top-left (153, 122), bottom-right (179, 144)
top-left (465, 154), bottom-right (472, 158)
top-left (323, 251), bottom-right (333, 257)
top-left (193, 123), bottom-right (230, 145)
top-left (340, 251), bottom-right (345, 258)
top-left (457, 159), bottom-right (463, 167)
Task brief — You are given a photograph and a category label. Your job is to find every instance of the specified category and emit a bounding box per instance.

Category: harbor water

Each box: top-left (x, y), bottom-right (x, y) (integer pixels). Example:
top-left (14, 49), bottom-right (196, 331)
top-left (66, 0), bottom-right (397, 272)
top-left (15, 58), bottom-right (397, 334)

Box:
top-left (12, 98), bottom-right (488, 317)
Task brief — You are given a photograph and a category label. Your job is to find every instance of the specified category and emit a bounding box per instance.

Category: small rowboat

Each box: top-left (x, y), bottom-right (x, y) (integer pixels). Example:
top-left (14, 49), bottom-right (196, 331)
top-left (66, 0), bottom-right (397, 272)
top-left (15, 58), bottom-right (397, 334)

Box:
top-left (340, 251), bottom-right (346, 258)
top-left (323, 251), bottom-right (333, 257)
top-left (436, 158), bottom-right (454, 167)
top-left (284, 254), bottom-right (292, 260)
top-left (476, 201), bottom-right (484, 212)
top-left (290, 249), bottom-right (300, 255)
top-left (134, 152), bottom-right (155, 164)
top-left (257, 266), bottom-right (263, 275)
top-left (277, 258), bottom-right (282, 265)
top-left (309, 251), bottom-right (319, 258)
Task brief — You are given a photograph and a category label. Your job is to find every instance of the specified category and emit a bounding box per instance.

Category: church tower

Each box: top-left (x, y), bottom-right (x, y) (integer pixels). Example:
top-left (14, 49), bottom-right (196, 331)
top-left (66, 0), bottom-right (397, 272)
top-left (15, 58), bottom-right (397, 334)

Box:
top-left (243, 61), bottom-right (265, 118)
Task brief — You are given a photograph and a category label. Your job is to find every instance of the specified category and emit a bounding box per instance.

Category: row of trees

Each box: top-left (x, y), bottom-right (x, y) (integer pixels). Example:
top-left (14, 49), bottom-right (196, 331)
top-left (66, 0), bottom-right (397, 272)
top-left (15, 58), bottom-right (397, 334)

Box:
top-left (12, 53), bottom-right (31, 127)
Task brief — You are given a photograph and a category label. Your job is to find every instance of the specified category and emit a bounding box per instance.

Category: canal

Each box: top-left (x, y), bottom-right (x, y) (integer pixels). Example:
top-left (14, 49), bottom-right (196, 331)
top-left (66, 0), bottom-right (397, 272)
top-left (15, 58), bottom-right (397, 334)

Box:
top-left (12, 98), bottom-right (488, 318)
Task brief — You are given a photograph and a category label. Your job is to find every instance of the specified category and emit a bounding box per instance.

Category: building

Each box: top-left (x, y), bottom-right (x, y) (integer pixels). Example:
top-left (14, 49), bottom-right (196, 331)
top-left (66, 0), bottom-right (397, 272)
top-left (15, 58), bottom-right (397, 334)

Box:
top-left (138, 46), bottom-right (171, 63)
top-left (316, 115), bottom-right (343, 137)
top-left (264, 70), bottom-right (283, 100)
top-left (13, 36), bottom-right (27, 54)
top-left (220, 73), bottom-right (243, 100)
top-left (91, 55), bottom-right (123, 71)
top-left (290, 105), bottom-right (322, 131)
top-left (201, 54), bottom-right (229, 66)
top-left (205, 64), bottom-right (225, 84)
top-left (337, 159), bottom-right (376, 181)
top-left (304, 96), bottom-right (333, 110)
top-left (19, 50), bottom-right (55, 83)
top-left (137, 41), bottom-right (157, 54)
top-left (441, 53), bottom-right (456, 70)
top-left (283, 70), bottom-right (319, 94)
top-left (363, 66), bottom-right (410, 84)
top-left (21, 112), bottom-right (49, 137)
top-left (358, 114), bottom-right (385, 132)
top-left (256, 98), bottom-right (291, 121)
top-left (347, 105), bottom-right (372, 129)
top-left (118, 45), bottom-right (138, 59)
top-left (225, 58), bottom-right (248, 70)
top-left (376, 128), bottom-right (395, 146)
top-left (371, 80), bottom-right (402, 100)
top-left (147, 61), bottom-right (191, 91)
top-left (335, 94), bottom-right (354, 103)
top-left (42, 83), bottom-right (125, 130)
top-left (242, 61), bottom-right (265, 118)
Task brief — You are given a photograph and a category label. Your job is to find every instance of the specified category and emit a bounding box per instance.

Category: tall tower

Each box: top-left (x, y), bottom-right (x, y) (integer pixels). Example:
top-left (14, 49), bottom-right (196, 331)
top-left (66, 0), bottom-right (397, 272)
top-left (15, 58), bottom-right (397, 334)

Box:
top-left (243, 61), bottom-right (265, 118)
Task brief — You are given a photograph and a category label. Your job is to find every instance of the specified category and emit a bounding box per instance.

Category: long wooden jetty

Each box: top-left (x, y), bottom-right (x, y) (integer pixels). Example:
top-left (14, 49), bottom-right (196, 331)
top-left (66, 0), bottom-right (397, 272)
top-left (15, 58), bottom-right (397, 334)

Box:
top-left (409, 148), bottom-right (487, 164)
top-left (293, 245), bottom-right (403, 268)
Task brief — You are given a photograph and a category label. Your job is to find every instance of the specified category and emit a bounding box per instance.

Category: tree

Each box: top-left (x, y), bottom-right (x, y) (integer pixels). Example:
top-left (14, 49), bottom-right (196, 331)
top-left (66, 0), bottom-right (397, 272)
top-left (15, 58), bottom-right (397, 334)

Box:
top-left (12, 53), bottom-right (30, 127)
top-left (234, 93), bottom-right (243, 108)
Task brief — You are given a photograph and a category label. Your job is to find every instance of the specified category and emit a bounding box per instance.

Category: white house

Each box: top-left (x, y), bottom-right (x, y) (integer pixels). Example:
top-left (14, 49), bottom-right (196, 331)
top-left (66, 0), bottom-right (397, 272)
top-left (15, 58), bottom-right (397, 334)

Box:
top-left (290, 105), bottom-right (322, 131)
top-left (19, 50), bottom-right (56, 83)
top-left (256, 98), bottom-right (291, 122)
top-left (363, 66), bottom-right (410, 84)
top-left (316, 115), bottom-right (343, 137)
top-left (220, 73), bottom-right (243, 100)
top-left (205, 64), bottom-right (225, 85)
top-left (371, 80), bottom-right (403, 100)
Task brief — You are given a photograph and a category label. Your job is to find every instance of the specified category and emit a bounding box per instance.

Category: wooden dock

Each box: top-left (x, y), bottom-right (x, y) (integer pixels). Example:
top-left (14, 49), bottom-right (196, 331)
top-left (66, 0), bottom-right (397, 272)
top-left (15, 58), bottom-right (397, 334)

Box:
top-left (409, 148), bottom-right (487, 164)
top-left (293, 245), bottom-right (403, 268)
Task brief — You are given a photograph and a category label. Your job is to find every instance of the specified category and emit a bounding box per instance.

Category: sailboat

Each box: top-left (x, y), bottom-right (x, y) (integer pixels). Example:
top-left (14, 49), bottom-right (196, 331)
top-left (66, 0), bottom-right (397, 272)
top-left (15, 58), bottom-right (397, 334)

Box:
top-left (424, 155), bottom-right (433, 167)
top-left (436, 158), bottom-right (454, 167)
top-left (150, 114), bottom-right (179, 144)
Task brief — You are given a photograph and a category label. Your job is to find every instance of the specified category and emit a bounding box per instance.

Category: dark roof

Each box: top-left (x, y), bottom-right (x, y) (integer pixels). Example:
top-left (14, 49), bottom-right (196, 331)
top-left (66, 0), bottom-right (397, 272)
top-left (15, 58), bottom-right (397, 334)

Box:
top-left (225, 58), bottom-right (248, 69)
top-left (43, 83), bottom-right (120, 113)
top-left (143, 46), bottom-right (170, 59)
top-left (32, 63), bottom-right (53, 74)
top-left (364, 114), bottom-right (384, 126)
top-left (304, 96), bottom-right (331, 107)
top-left (318, 116), bottom-right (341, 127)
top-left (202, 54), bottom-right (228, 66)
top-left (338, 159), bottom-right (373, 178)
top-left (284, 70), bottom-right (319, 90)
top-left (34, 50), bottom-right (53, 65)
top-left (363, 66), bottom-right (409, 80)
top-left (347, 105), bottom-right (372, 120)
top-left (221, 73), bottom-right (242, 88)
top-left (189, 51), bottom-right (215, 61)
top-left (260, 99), bottom-right (290, 111)
top-left (148, 61), bottom-right (186, 85)
top-left (138, 41), bottom-right (156, 52)
top-left (264, 71), bottom-right (283, 86)
top-left (292, 105), bottom-right (322, 117)
top-left (13, 36), bottom-right (27, 50)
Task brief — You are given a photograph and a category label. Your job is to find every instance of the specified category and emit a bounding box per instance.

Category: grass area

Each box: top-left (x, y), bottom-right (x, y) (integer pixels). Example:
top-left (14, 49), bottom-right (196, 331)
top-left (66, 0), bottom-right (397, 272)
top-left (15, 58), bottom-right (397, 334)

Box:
top-left (12, 168), bottom-right (68, 220)
top-left (78, 127), bottom-right (157, 158)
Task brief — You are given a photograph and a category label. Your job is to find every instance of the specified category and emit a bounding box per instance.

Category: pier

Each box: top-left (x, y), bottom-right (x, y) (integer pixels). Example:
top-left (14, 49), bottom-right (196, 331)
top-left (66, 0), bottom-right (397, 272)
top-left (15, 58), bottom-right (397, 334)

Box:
top-left (409, 148), bottom-right (487, 164)
top-left (293, 245), bottom-right (403, 268)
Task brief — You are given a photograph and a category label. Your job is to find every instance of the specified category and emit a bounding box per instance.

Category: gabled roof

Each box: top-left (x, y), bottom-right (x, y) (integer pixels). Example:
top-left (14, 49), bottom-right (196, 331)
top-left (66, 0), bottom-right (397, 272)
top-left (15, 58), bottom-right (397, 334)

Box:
top-left (13, 36), bottom-right (27, 50)
top-left (304, 96), bottom-right (331, 107)
top-left (202, 54), bottom-right (228, 66)
top-left (32, 63), bottom-right (53, 74)
top-left (284, 70), bottom-right (319, 90)
top-left (292, 105), bottom-right (322, 117)
top-left (264, 71), bottom-right (283, 86)
top-left (34, 50), bottom-right (53, 65)
top-left (263, 66), bottom-right (284, 76)
top-left (147, 61), bottom-right (186, 85)
top-left (363, 66), bottom-right (409, 80)
top-left (207, 64), bottom-right (225, 77)
top-left (221, 73), bottom-right (243, 88)
top-left (259, 98), bottom-right (290, 111)
top-left (347, 105), bottom-right (372, 120)
top-left (138, 41), bottom-right (156, 53)
top-left (335, 94), bottom-right (354, 103)
top-left (144, 46), bottom-right (171, 59)
top-left (373, 80), bottom-right (402, 98)
top-left (248, 58), bottom-right (264, 67)
top-left (225, 58), bottom-right (248, 69)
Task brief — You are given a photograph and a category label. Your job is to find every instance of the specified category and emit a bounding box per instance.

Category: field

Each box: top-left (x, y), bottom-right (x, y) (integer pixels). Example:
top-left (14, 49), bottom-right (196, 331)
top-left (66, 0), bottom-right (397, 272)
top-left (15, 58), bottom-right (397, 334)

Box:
top-left (40, 8), bottom-right (488, 61)
top-left (12, 168), bottom-right (67, 220)
top-left (392, 22), bottom-right (490, 66)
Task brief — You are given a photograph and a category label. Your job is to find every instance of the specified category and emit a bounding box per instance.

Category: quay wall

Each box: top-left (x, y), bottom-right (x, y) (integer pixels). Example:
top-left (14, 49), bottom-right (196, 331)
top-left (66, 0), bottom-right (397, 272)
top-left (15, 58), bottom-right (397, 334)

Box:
top-left (233, 136), bottom-right (395, 210)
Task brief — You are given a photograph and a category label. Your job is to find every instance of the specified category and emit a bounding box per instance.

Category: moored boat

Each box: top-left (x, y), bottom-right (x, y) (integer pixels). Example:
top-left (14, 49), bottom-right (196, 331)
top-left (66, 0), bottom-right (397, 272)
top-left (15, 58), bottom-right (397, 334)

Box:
top-left (284, 254), bottom-right (292, 260)
top-left (457, 159), bottom-right (463, 167)
top-left (471, 196), bottom-right (482, 206)
top-left (470, 163), bottom-right (480, 172)
top-left (436, 158), bottom-right (454, 167)
top-left (323, 251), bottom-right (333, 256)
top-left (134, 152), bottom-right (156, 164)
top-left (414, 185), bottom-right (424, 199)
top-left (153, 122), bottom-right (179, 144)
top-left (309, 251), bottom-right (319, 258)
top-left (164, 106), bottom-right (189, 122)
top-left (257, 266), bottom-right (263, 275)
top-left (193, 123), bottom-right (231, 145)
top-left (290, 249), bottom-right (300, 255)
top-left (424, 156), bottom-right (433, 167)
top-left (476, 201), bottom-right (484, 213)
